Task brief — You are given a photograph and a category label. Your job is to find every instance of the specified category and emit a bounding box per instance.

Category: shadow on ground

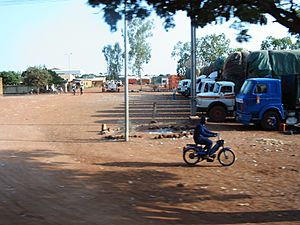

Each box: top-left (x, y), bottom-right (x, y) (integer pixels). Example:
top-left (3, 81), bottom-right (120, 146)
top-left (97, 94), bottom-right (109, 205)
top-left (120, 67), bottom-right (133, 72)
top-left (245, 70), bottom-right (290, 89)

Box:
top-left (0, 149), bottom-right (299, 225)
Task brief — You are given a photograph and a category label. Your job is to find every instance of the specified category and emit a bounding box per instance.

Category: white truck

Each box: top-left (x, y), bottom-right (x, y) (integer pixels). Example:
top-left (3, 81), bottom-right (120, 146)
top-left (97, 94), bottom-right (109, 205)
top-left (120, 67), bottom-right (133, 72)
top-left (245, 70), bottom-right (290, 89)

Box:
top-left (196, 81), bottom-right (235, 122)
top-left (103, 81), bottom-right (120, 92)
top-left (178, 75), bottom-right (216, 97)
top-left (196, 78), bottom-right (215, 93)
top-left (177, 79), bottom-right (191, 96)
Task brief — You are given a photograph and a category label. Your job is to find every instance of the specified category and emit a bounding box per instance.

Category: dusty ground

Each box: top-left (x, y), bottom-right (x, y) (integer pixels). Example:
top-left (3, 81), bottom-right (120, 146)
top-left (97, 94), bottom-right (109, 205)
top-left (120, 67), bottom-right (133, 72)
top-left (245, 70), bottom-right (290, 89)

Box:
top-left (0, 87), bottom-right (299, 225)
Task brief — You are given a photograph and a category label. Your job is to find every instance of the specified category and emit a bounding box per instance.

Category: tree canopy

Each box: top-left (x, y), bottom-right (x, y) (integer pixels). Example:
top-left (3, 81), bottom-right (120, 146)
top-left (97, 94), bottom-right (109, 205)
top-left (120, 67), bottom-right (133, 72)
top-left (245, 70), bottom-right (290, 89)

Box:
top-left (128, 17), bottom-right (153, 76)
top-left (172, 33), bottom-right (231, 77)
top-left (22, 66), bottom-right (51, 92)
top-left (88, 0), bottom-right (300, 41)
top-left (48, 69), bottom-right (65, 85)
top-left (0, 71), bottom-right (22, 85)
top-left (102, 43), bottom-right (123, 80)
top-left (261, 36), bottom-right (300, 50)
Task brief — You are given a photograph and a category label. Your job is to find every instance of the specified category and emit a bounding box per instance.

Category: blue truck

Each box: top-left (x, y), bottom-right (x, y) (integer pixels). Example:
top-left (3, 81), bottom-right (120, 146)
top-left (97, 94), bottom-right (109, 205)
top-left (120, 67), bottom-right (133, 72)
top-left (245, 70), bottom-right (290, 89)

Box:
top-left (236, 74), bottom-right (300, 130)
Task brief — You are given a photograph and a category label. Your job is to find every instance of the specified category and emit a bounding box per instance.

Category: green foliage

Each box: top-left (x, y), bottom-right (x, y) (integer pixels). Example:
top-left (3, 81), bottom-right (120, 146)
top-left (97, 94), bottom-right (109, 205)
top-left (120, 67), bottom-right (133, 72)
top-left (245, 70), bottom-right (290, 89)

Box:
top-left (88, 0), bottom-right (300, 42)
top-left (172, 33), bottom-right (231, 77)
top-left (48, 69), bottom-right (65, 85)
top-left (171, 41), bottom-right (191, 77)
top-left (22, 66), bottom-right (51, 90)
top-left (0, 71), bottom-right (22, 85)
top-left (128, 17), bottom-right (153, 76)
top-left (261, 36), bottom-right (300, 50)
top-left (102, 42), bottom-right (123, 80)
top-left (198, 33), bottom-right (231, 64)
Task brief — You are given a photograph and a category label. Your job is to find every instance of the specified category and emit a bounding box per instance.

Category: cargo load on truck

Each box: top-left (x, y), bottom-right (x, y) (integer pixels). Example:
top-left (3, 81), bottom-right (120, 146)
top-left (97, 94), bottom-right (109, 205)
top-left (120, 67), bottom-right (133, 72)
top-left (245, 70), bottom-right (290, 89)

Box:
top-left (221, 51), bottom-right (250, 92)
top-left (222, 50), bottom-right (300, 93)
top-left (281, 74), bottom-right (300, 111)
top-left (246, 50), bottom-right (300, 78)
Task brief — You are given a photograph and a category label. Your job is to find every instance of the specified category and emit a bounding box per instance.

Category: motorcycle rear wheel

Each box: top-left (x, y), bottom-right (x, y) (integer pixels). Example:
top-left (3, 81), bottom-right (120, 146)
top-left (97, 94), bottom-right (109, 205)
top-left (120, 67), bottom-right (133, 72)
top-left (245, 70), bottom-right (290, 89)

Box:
top-left (183, 148), bottom-right (200, 165)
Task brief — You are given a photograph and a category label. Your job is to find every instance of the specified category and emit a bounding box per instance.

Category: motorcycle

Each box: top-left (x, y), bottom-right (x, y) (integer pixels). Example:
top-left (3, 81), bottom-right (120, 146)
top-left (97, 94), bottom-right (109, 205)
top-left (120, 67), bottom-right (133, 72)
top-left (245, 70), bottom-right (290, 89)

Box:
top-left (182, 134), bottom-right (235, 166)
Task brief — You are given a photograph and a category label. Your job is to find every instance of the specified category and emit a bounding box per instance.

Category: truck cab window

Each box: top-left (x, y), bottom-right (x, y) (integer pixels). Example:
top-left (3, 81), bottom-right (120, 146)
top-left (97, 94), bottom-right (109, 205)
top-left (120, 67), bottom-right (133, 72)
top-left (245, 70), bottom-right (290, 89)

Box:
top-left (221, 86), bottom-right (232, 93)
top-left (208, 83), bottom-right (214, 92)
top-left (204, 83), bottom-right (208, 92)
top-left (254, 83), bottom-right (267, 94)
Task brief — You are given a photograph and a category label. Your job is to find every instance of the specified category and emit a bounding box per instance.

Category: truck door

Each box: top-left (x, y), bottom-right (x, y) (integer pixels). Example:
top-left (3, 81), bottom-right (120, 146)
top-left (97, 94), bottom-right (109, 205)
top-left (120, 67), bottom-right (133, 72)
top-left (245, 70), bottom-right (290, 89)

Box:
top-left (220, 85), bottom-right (235, 109)
top-left (253, 82), bottom-right (268, 113)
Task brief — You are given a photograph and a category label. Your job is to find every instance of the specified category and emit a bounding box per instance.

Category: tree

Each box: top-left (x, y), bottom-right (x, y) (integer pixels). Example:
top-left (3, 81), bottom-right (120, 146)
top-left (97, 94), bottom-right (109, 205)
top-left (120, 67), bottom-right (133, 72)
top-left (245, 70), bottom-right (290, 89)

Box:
top-left (48, 69), bottom-right (65, 85)
top-left (171, 41), bottom-right (191, 77)
top-left (127, 17), bottom-right (153, 77)
top-left (172, 33), bottom-right (231, 77)
top-left (88, 0), bottom-right (300, 42)
top-left (22, 66), bottom-right (51, 93)
top-left (197, 33), bottom-right (231, 65)
top-left (0, 71), bottom-right (22, 85)
top-left (261, 36), bottom-right (300, 50)
top-left (102, 43), bottom-right (123, 80)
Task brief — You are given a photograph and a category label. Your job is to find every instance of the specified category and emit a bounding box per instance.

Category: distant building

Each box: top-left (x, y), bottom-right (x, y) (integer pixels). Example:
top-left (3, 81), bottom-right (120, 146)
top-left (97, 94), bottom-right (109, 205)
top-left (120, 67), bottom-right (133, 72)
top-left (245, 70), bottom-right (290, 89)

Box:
top-left (51, 69), bottom-right (82, 77)
top-left (50, 68), bottom-right (83, 92)
top-left (73, 76), bottom-right (106, 88)
top-left (50, 68), bottom-right (82, 83)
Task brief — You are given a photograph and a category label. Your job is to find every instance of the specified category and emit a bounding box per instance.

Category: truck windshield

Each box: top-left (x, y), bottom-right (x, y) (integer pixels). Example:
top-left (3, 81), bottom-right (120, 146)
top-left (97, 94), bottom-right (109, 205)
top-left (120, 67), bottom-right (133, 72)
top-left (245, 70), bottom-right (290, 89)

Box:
top-left (240, 80), bottom-right (254, 94)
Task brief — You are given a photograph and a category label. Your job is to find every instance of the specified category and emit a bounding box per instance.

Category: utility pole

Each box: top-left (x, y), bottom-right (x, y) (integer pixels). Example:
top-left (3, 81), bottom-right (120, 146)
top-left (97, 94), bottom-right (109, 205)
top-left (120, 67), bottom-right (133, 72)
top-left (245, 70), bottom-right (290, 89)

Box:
top-left (124, 0), bottom-right (129, 141)
top-left (65, 52), bottom-right (72, 92)
top-left (66, 52), bottom-right (72, 75)
top-left (190, 18), bottom-right (197, 116)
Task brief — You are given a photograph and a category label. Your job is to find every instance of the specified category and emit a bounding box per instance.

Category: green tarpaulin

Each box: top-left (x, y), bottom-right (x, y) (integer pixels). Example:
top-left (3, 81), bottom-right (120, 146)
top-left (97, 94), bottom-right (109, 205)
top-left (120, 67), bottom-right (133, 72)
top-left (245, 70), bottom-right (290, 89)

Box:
top-left (246, 50), bottom-right (300, 78)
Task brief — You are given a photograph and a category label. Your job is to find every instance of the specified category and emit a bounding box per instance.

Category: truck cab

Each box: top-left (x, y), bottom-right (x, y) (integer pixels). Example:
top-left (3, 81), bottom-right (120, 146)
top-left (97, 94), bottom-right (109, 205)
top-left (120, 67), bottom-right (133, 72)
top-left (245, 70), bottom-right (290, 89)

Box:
top-left (196, 78), bottom-right (215, 94)
top-left (196, 81), bottom-right (235, 122)
top-left (236, 78), bottom-right (284, 130)
top-left (177, 79), bottom-right (191, 96)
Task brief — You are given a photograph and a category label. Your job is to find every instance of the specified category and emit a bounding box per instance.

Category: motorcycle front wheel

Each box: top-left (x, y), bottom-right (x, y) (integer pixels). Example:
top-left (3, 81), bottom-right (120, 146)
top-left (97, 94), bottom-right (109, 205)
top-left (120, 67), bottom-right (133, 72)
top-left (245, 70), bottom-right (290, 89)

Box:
top-left (183, 148), bottom-right (200, 165)
top-left (217, 148), bottom-right (235, 166)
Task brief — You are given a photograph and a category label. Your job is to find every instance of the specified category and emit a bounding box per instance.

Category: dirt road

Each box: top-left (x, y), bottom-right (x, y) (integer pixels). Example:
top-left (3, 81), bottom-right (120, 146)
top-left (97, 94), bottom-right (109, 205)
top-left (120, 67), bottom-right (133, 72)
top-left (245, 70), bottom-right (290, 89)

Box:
top-left (0, 90), bottom-right (299, 225)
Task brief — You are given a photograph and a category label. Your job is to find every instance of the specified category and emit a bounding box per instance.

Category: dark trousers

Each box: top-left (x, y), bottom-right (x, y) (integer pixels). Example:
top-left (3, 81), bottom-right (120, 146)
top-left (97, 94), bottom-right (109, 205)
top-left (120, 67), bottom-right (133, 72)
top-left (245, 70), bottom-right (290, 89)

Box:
top-left (194, 137), bottom-right (213, 153)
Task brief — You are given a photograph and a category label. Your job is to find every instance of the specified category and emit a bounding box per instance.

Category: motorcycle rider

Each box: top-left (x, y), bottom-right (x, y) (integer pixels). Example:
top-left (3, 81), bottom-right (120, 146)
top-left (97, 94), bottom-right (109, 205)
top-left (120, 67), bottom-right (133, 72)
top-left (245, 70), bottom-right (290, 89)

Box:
top-left (193, 116), bottom-right (218, 160)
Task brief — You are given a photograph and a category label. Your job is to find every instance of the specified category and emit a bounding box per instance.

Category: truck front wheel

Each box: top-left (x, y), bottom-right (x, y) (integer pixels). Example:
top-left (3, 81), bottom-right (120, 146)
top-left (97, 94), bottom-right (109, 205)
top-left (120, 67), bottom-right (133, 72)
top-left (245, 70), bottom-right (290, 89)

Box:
top-left (261, 111), bottom-right (280, 131)
top-left (208, 105), bottom-right (226, 122)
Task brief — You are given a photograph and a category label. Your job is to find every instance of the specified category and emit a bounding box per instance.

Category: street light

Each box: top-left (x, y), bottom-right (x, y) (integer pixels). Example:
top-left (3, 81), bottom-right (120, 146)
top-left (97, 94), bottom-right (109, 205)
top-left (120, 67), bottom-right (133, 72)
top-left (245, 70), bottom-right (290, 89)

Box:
top-left (124, 0), bottom-right (129, 142)
top-left (65, 52), bottom-right (72, 93)
top-left (190, 20), bottom-right (197, 116)
top-left (65, 52), bottom-right (72, 75)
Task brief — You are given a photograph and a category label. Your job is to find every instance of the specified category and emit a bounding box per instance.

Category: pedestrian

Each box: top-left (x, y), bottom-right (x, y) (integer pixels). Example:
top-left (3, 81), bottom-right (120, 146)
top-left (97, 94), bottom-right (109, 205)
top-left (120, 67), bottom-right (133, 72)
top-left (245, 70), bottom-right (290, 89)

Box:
top-left (172, 88), bottom-right (176, 100)
top-left (72, 84), bottom-right (76, 95)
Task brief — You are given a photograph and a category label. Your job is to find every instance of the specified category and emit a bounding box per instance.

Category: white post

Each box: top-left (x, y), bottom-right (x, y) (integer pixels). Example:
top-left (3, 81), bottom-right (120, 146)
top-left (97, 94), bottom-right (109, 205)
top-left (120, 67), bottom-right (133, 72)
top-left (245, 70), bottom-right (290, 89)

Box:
top-left (65, 52), bottom-right (72, 93)
top-left (124, 0), bottom-right (129, 141)
top-left (190, 19), bottom-right (197, 116)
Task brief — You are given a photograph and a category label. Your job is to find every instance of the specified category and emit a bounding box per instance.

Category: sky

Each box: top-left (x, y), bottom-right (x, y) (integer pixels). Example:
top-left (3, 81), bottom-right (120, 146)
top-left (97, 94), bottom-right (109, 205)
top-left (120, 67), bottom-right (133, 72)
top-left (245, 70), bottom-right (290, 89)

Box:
top-left (0, 0), bottom-right (293, 75)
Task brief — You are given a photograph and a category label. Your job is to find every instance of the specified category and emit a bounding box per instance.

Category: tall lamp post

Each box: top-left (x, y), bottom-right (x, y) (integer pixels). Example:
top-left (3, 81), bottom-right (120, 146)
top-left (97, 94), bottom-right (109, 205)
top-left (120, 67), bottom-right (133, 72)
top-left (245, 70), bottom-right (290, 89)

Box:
top-left (124, 0), bottom-right (129, 141)
top-left (190, 17), bottom-right (197, 116)
top-left (65, 52), bottom-right (72, 75)
top-left (65, 52), bottom-right (72, 92)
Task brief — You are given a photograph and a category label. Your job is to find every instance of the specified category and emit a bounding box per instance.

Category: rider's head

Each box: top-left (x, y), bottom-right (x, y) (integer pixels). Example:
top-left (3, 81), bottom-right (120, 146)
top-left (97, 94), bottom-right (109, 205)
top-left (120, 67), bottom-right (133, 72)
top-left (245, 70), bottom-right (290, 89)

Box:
top-left (200, 116), bottom-right (206, 124)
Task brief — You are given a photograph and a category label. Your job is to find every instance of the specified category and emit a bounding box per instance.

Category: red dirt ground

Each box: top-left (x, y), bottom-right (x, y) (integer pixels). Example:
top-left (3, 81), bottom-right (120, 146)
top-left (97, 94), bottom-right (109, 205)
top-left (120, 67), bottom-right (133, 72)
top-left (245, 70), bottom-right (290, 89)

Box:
top-left (0, 88), bottom-right (299, 225)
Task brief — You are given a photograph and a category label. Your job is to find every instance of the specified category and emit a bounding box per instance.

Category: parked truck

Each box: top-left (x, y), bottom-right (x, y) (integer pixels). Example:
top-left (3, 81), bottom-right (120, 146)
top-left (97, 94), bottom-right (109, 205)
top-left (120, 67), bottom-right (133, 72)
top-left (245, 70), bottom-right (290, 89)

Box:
top-left (236, 75), bottom-right (300, 130)
top-left (196, 81), bottom-right (235, 122)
